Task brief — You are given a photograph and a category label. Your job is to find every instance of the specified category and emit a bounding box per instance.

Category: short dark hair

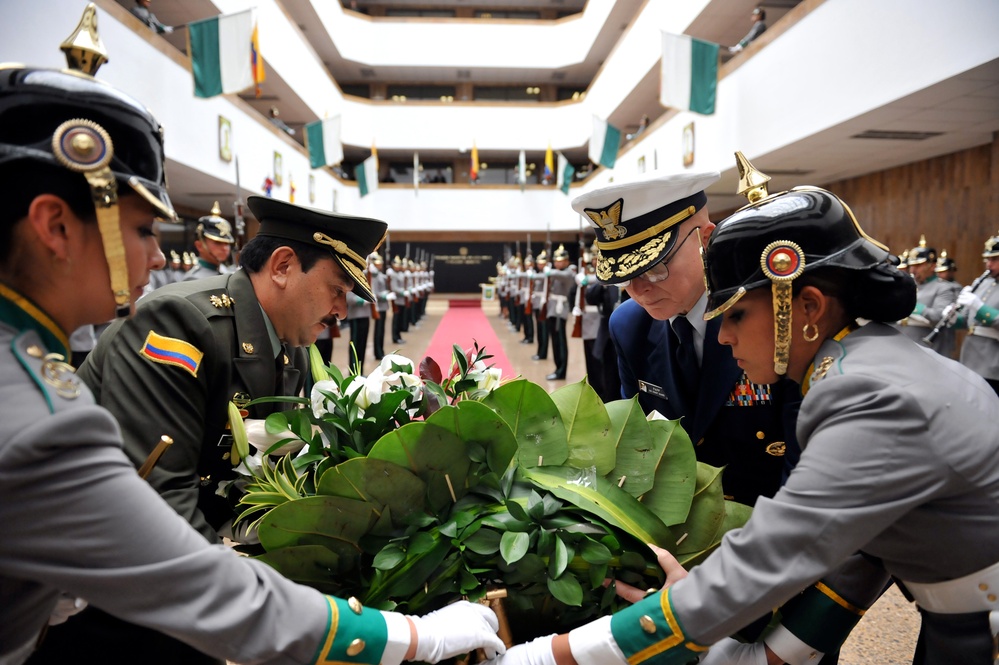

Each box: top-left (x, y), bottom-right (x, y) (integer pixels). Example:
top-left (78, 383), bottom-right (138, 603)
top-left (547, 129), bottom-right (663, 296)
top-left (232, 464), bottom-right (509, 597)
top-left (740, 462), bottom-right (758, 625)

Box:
top-left (239, 234), bottom-right (331, 274)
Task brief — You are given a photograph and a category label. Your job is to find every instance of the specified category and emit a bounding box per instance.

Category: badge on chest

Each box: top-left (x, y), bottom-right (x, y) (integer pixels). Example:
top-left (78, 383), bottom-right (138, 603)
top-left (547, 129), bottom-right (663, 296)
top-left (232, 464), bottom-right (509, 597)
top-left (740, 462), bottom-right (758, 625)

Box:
top-left (638, 379), bottom-right (667, 399)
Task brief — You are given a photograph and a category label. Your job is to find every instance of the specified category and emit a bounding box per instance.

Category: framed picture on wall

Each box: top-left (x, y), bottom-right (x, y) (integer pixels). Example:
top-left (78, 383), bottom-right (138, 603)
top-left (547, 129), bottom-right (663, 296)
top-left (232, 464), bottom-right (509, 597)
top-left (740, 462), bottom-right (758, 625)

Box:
top-left (309, 174), bottom-right (316, 203)
top-left (218, 116), bottom-right (232, 163)
top-left (274, 151), bottom-right (283, 186)
top-left (683, 122), bottom-right (695, 167)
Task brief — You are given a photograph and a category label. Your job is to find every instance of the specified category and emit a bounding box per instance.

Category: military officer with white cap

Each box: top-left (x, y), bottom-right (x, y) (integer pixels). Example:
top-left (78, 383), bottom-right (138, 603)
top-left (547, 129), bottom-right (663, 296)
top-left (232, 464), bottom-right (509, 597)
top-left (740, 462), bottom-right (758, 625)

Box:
top-left (570, 168), bottom-right (799, 508)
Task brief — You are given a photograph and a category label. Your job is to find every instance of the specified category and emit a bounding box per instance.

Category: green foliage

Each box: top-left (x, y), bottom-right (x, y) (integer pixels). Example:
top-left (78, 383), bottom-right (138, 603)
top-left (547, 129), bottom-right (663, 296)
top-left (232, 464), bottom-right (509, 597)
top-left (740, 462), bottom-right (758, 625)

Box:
top-left (235, 345), bottom-right (751, 632)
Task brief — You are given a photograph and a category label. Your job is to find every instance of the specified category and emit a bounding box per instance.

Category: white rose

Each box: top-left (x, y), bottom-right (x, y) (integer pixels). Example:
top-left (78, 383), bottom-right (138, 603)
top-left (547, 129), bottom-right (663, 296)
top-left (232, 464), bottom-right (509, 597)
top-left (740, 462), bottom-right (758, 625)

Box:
top-left (310, 379), bottom-right (341, 418)
top-left (477, 367), bottom-right (503, 392)
top-left (244, 418), bottom-right (307, 456)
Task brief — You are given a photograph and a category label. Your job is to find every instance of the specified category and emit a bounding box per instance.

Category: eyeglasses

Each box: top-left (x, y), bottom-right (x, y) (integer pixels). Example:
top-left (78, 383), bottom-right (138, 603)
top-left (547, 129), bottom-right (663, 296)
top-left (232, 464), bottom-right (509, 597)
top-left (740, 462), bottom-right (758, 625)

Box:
top-left (619, 226), bottom-right (700, 287)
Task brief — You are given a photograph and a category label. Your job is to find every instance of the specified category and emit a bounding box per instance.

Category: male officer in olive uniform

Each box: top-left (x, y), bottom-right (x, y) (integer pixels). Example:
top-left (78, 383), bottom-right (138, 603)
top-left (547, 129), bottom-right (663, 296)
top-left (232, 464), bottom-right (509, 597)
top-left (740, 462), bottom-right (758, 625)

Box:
top-left (183, 201), bottom-right (235, 281)
top-left (571, 171), bottom-right (798, 508)
top-left (545, 244), bottom-right (577, 380)
top-left (2, 12), bottom-right (502, 665)
top-left (893, 235), bottom-right (959, 356)
top-left (57, 196), bottom-right (392, 662)
top-left (948, 230), bottom-right (999, 396)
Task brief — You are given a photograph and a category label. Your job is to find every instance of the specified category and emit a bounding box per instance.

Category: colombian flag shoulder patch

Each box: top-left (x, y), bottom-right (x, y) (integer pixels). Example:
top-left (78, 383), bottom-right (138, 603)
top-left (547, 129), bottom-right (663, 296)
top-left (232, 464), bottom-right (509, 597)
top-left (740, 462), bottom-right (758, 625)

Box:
top-left (139, 330), bottom-right (203, 377)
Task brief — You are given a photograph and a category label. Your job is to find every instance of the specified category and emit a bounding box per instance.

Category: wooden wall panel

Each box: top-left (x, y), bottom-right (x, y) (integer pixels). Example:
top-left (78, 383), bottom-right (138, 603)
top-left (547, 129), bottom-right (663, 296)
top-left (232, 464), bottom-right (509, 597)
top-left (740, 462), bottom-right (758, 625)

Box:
top-left (825, 134), bottom-right (997, 286)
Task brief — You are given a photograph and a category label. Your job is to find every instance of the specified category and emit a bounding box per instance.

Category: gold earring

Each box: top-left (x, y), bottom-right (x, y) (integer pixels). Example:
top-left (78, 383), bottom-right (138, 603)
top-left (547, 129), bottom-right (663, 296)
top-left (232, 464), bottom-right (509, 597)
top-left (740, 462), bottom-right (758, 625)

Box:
top-left (802, 323), bottom-right (819, 342)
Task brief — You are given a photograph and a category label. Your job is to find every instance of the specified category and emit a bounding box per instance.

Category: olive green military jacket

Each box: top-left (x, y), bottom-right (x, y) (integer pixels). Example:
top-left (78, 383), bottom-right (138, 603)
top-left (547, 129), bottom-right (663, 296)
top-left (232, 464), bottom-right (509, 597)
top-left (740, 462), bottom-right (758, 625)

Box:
top-left (79, 269), bottom-right (307, 542)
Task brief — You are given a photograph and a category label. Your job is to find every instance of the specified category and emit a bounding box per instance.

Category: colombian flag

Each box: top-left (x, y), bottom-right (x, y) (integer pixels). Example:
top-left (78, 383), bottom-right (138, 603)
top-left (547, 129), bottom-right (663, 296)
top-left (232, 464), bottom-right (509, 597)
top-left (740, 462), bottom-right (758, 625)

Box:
top-left (543, 143), bottom-right (554, 183)
top-left (470, 142), bottom-right (479, 182)
top-left (140, 331), bottom-right (203, 377)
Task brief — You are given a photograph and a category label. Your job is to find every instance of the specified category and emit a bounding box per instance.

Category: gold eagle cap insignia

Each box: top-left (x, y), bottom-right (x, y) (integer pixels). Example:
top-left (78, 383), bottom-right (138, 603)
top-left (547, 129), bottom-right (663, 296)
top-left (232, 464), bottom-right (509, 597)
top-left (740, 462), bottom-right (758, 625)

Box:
top-left (585, 199), bottom-right (627, 241)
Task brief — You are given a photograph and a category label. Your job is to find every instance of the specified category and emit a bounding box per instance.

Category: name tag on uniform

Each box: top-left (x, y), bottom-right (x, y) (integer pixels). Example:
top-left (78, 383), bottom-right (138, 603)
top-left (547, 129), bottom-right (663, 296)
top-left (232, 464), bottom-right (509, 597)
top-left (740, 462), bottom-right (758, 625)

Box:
top-left (638, 380), bottom-right (667, 399)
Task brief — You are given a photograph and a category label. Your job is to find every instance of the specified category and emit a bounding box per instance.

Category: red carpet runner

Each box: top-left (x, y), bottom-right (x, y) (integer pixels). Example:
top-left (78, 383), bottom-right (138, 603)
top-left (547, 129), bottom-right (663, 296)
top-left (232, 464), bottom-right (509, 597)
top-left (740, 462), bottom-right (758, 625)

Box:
top-left (421, 305), bottom-right (515, 378)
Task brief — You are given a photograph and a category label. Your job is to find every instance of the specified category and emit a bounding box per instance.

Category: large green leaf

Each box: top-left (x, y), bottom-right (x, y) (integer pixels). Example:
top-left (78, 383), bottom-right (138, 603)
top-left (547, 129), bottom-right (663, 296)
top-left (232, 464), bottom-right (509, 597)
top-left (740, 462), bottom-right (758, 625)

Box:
top-left (426, 402), bottom-right (518, 474)
top-left (257, 495), bottom-right (377, 568)
top-left (550, 380), bottom-right (615, 475)
top-left (481, 379), bottom-right (568, 468)
top-left (256, 544), bottom-right (342, 591)
top-left (605, 398), bottom-right (658, 497)
top-left (368, 422), bottom-right (472, 513)
top-left (638, 418), bottom-right (698, 526)
top-left (677, 500), bottom-right (753, 568)
top-left (673, 463), bottom-right (727, 556)
top-left (521, 465), bottom-right (673, 549)
top-left (316, 457), bottom-right (426, 527)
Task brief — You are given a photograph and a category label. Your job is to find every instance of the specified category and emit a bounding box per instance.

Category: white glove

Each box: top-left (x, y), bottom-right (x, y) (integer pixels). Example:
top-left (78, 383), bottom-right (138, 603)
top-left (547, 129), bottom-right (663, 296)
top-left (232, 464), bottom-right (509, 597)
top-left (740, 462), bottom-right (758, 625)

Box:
top-left (386, 292), bottom-right (397, 302)
top-left (48, 594), bottom-right (88, 626)
top-left (728, 44), bottom-right (743, 54)
top-left (941, 303), bottom-right (956, 321)
top-left (572, 306), bottom-right (583, 318)
top-left (407, 601), bottom-right (506, 662)
top-left (575, 272), bottom-right (587, 286)
top-left (544, 267), bottom-right (552, 276)
top-left (957, 290), bottom-right (984, 319)
top-left (699, 638), bottom-right (767, 665)
top-left (482, 635), bottom-right (555, 665)
top-left (163, 26), bottom-right (174, 34)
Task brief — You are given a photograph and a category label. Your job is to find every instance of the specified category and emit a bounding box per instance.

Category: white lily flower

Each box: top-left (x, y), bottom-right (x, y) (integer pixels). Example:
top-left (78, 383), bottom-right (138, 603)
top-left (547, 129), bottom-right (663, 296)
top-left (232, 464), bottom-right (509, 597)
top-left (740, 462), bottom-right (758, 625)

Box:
top-left (244, 418), bottom-right (307, 456)
top-left (310, 379), bottom-right (341, 418)
top-left (477, 367), bottom-right (503, 392)
top-left (344, 374), bottom-right (373, 412)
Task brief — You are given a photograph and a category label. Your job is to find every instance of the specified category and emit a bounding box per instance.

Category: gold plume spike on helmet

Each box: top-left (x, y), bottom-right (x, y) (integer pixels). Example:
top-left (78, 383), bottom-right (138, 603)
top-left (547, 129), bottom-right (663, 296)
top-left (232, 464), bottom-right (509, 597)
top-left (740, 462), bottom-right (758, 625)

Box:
top-left (735, 151), bottom-right (771, 204)
top-left (60, 3), bottom-right (108, 76)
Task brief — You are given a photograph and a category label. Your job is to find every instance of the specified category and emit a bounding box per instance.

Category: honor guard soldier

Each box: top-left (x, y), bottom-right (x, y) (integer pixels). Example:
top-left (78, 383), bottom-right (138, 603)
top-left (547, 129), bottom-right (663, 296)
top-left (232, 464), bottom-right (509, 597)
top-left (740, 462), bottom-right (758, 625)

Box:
top-left (346, 253), bottom-right (373, 373)
top-left (368, 251), bottom-right (390, 360)
top-left (893, 235), bottom-right (959, 356)
top-left (946, 229), bottom-right (999, 396)
top-left (183, 200), bottom-right (235, 281)
top-left (492, 154), bottom-right (999, 665)
top-left (544, 244), bottom-right (577, 380)
top-left (2, 8), bottom-right (502, 665)
top-left (520, 252), bottom-right (536, 344)
top-left (573, 246), bottom-right (604, 396)
top-left (531, 250), bottom-right (550, 361)
top-left (387, 255), bottom-right (406, 344)
top-left (572, 169), bottom-right (800, 508)
top-left (935, 248), bottom-right (957, 283)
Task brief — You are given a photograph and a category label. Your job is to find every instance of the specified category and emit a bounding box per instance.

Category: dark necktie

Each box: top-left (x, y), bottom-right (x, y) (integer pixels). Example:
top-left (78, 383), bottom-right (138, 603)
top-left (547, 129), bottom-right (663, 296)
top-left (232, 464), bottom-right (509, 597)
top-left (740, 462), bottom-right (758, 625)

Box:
top-left (671, 316), bottom-right (700, 412)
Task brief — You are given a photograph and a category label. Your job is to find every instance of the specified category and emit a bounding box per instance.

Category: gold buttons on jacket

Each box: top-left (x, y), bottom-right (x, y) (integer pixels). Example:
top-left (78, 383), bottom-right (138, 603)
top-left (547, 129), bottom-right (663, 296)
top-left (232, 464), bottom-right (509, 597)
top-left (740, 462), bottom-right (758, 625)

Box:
top-left (26, 345), bottom-right (44, 358)
top-left (756, 431), bottom-right (765, 439)
top-left (348, 597), bottom-right (363, 615)
top-left (346, 639), bottom-right (365, 656)
top-left (639, 615), bottom-right (656, 633)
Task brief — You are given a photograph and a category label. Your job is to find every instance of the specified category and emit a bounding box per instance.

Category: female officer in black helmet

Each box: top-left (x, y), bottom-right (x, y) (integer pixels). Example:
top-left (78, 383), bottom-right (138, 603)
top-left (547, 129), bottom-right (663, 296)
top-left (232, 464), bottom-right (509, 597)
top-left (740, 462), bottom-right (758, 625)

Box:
top-left (487, 153), bottom-right (999, 665)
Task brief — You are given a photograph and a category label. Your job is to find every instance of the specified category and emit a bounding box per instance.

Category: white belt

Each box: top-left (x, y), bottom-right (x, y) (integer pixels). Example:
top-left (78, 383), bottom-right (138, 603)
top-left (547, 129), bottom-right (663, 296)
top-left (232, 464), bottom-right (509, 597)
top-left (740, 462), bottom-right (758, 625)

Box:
top-left (971, 325), bottom-right (999, 340)
top-left (905, 559), bottom-right (999, 614)
top-left (549, 295), bottom-right (568, 302)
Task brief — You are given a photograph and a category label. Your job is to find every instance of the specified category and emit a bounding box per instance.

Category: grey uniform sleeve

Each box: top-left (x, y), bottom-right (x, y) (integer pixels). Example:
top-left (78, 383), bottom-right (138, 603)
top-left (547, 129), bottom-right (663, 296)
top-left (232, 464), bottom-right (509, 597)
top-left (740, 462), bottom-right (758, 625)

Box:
top-left (669, 374), bottom-right (931, 644)
top-left (1, 406), bottom-right (330, 664)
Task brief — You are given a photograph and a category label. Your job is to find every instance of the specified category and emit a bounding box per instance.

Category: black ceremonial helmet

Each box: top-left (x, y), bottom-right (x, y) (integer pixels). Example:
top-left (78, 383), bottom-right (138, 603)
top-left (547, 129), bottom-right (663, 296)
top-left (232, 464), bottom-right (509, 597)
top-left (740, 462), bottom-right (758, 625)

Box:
top-left (0, 5), bottom-right (175, 317)
top-left (703, 152), bottom-right (913, 375)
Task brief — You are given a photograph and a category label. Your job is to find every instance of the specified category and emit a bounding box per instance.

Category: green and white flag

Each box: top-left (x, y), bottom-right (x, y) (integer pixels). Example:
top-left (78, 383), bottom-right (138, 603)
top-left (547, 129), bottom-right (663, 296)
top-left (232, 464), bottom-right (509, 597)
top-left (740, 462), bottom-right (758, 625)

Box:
top-left (304, 116), bottom-right (343, 169)
top-left (188, 9), bottom-right (258, 98)
top-left (354, 154), bottom-right (379, 197)
top-left (556, 152), bottom-right (575, 195)
top-left (589, 116), bottom-right (621, 169)
top-left (660, 32), bottom-right (719, 115)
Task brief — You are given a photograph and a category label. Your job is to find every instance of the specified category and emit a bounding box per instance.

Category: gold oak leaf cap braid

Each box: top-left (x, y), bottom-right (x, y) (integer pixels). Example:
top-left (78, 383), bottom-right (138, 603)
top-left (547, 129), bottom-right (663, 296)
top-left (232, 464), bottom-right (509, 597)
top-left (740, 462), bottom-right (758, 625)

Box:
top-left (570, 170), bottom-right (720, 284)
